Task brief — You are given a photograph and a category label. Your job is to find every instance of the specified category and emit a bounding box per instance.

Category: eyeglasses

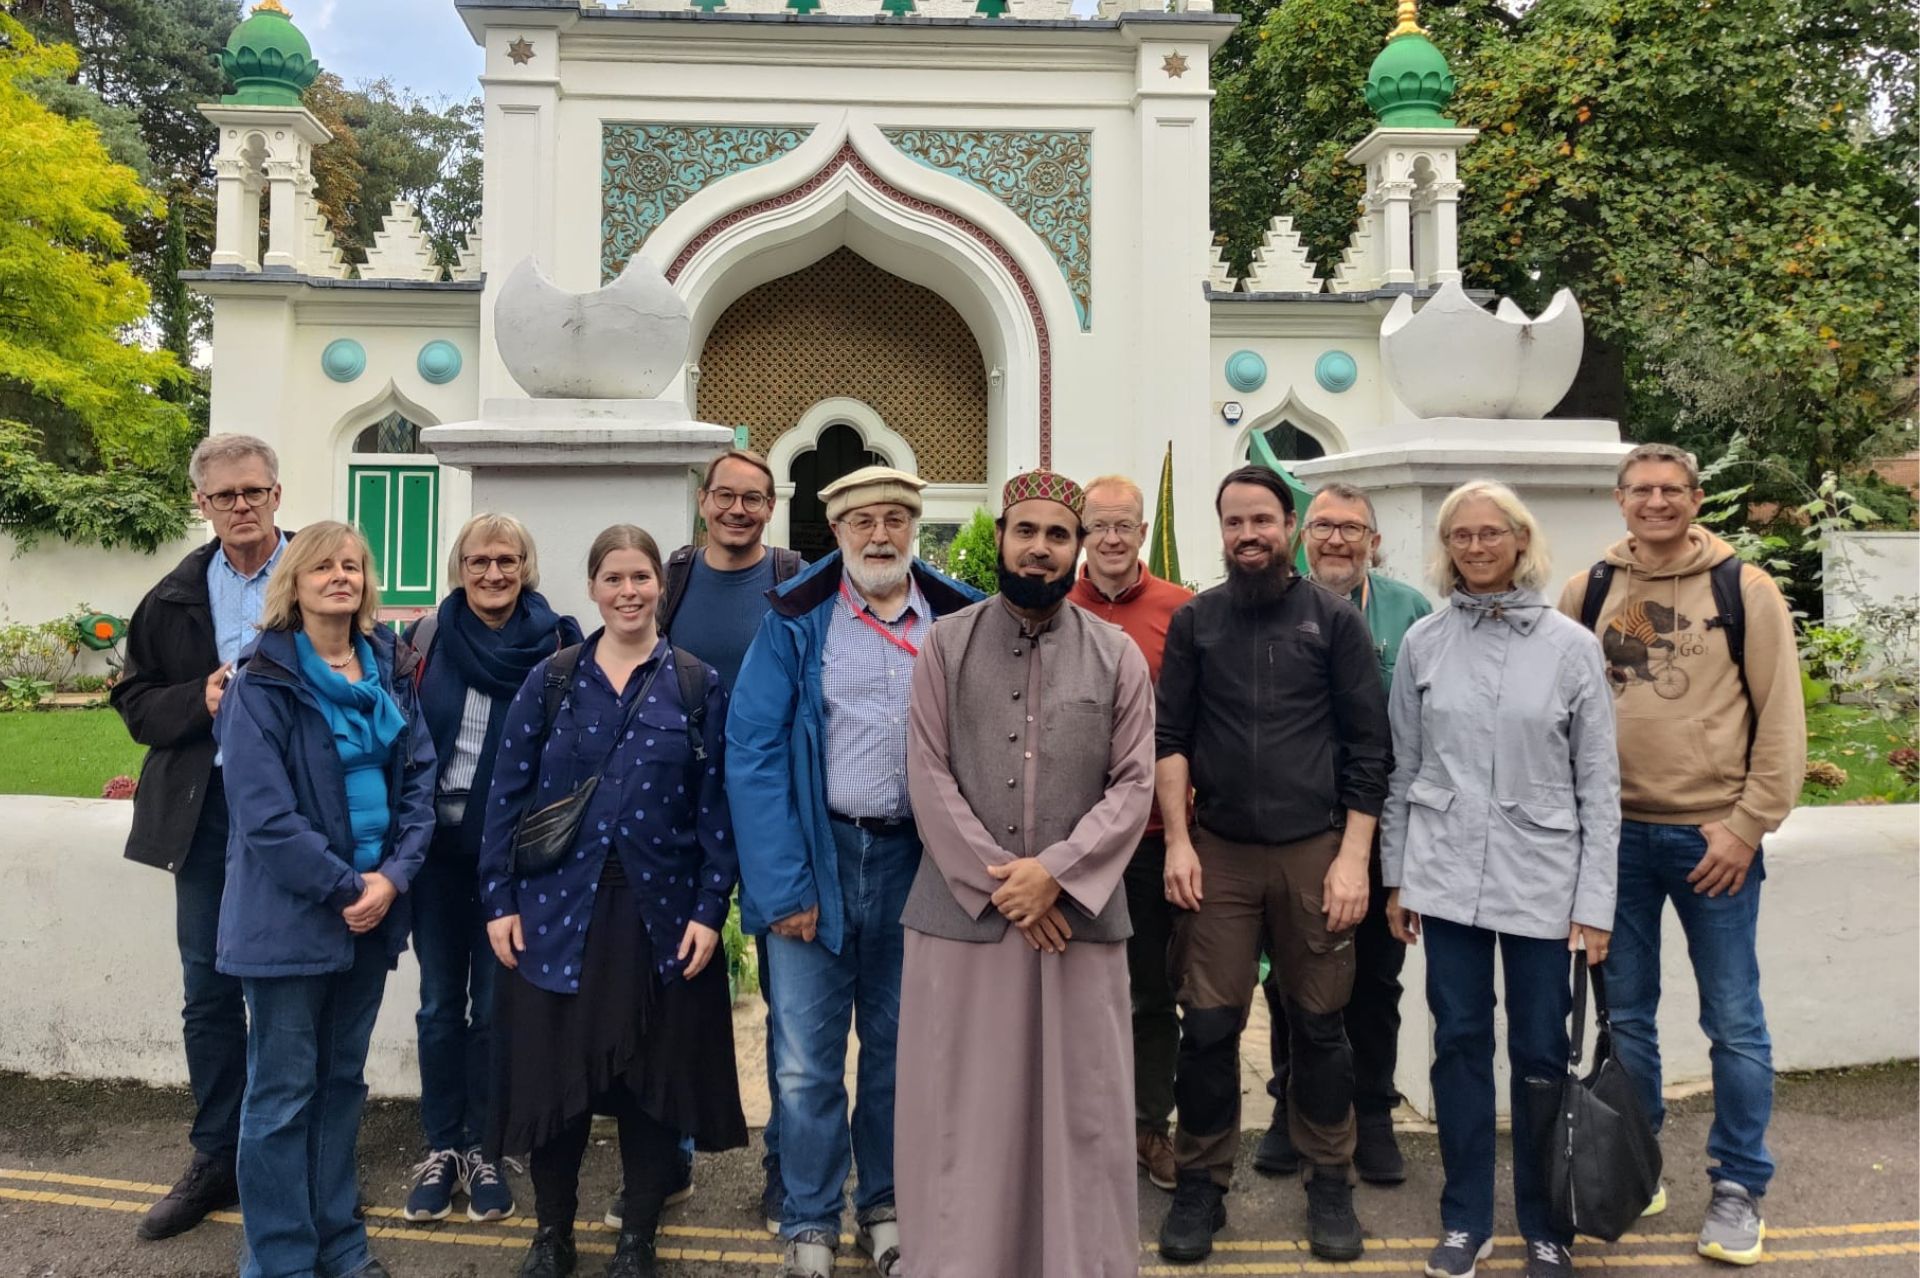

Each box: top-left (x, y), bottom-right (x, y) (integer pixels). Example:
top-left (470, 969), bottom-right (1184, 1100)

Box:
top-left (706, 487), bottom-right (771, 513)
top-left (1621, 484), bottom-right (1694, 503)
top-left (1305, 520), bottom-right (1373, 544)
top-left (1447, 527), bottom-right (1516, 549)
top-left (839, 512), bottom-right (912, 536)
top-left (462, 554), bottom-right (524, 576)
top-left (201, 486), bottom-right (274, 511)
top-left (1086, 521), bottom-right (1142, 540)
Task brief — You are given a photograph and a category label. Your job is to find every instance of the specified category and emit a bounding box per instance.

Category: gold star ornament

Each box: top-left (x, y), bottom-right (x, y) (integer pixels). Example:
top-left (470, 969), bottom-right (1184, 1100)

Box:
top-left (507, 36), bottom-right (536, 65)
top-left (1162, 50), bottom-right (1189, 78)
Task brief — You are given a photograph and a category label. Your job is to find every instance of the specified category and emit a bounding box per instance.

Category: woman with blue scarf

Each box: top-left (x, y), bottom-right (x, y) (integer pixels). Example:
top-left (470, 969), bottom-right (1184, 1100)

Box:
top-left (216, 520), bottom-right (436, 1278)
top-left (401, 514), bottom-right (581, 1223)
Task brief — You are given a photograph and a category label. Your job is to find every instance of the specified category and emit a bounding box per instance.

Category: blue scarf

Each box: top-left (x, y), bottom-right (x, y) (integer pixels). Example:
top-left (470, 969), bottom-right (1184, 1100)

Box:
top-left (294, 632), bottom-right (407, 757)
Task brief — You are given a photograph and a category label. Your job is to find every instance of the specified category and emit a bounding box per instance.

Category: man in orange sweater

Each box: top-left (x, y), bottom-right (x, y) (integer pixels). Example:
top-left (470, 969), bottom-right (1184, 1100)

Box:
top-left (1067, 473), bottom-right (1194, 1191)
top-left (1557, 442), bottom-right (1806, 1268)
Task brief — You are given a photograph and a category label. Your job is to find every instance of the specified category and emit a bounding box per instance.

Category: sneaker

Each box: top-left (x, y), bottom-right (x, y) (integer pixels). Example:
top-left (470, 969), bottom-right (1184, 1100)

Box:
top-left (606, 1229), bottom-right (657, 1278)
top-left (665, 1156), bottom-right (695, 1208)
top-left (1523, 1239), bottom-right (1573, 1278)
top-left (1354, 1110), bottom-right (1406, 1185)
top-left (518, 1225), bottom-right (577, 1278)
top-left (1425, 1229), bottom-right (1493, 1277)
top-left (760, 1159), bottom-right (784, 1235)
top-left (136, 1152), bottom-right (239, 1241)
top-left (1157, 1172), bottom-right (1227, 1264)
top-left (1698, 1179), bottom-right (1765, 1266)
top-left (463, 1148), bottom-right (516, 1222)
top-left (855, 1205), bottom-right (903, 1277)
top-left (1137, 1126), bottom-right (1177, 1191)
top-left (1251, 1105), bottom-right (1300, 1177)
top-left (402, 1148), bottom-right (463, 1223)
top-left (344, 1262), bottom-right (392, 1278)
top-left (1641, 1181), bottom-right (1668, 1218)
top-left (780, 1227), bottom-right (837, 1278)
top-left (1305, 1165), bottom-right (1364, 1262)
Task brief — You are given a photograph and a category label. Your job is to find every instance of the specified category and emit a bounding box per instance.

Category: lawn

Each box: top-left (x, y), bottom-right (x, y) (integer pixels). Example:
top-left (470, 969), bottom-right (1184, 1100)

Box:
top-left (0, 708), bottom-right (145, 798)
top-left (1801, 700), bottom-right (1919, 806)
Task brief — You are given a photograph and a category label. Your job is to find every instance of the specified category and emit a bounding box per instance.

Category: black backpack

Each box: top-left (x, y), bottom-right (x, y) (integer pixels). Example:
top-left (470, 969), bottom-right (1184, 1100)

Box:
top-left (1578, 555), bottom-right (1748, 691)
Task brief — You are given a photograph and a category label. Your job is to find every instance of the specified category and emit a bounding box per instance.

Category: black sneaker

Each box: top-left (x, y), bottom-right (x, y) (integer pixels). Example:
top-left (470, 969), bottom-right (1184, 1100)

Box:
top-left (1252, 1106), bottom-right (1300, 1177)
top-left (1305, 1165), bottom-right (1364, 1262)
top-left (1425, 1229), bottom-right (1493, 1277)
top-left (1157, 1173), bottom-right (1226, 1264)
top-left (1354, 1111), bottom-right (1406, 1184)
top-left (1524, 1239), bottom-right (1574, 1278)
top-left (518, 1225), bottom-right (577, 1278)
top-left (136, 1152), bottom-right (239, 1241)
top-left (606, 1229), bottom-right (657, 1278)
top-left (759, 1158), bottom-right (784, 1235)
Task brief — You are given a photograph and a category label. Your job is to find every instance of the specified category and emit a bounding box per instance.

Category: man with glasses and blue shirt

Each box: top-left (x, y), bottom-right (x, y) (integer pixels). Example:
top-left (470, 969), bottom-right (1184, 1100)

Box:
top-left (112, 433), bottom-right (290, 1242)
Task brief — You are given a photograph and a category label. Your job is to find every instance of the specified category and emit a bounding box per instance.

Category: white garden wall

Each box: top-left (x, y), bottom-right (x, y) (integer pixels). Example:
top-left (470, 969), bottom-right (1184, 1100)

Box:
top-left (0, 529), bottom-right (211, 680)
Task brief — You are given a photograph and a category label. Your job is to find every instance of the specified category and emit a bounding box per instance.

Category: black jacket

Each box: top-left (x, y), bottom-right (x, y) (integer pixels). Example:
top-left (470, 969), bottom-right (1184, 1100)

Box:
top-left (1155, 573), bottom-right (1392, 846)
top-left (659, 543), bottom-right (803, 637)
top-left (111, 540), bottom-right (227, 871)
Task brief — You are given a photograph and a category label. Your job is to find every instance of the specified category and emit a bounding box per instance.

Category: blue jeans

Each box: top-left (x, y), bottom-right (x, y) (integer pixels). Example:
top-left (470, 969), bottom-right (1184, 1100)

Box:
top-left (411, 841), bottom-right (497, 1151)
top-left (765, 818), bottom-right (918, 1237)
top-left (177, 786), bottom-right (248, 1162)
top-left (1605, 819), bottom-right (1774, 1195)
top-left (238, 935), bottom-right (388, 1278)
top-left (1424, 916), bottom-right (1573, 1246)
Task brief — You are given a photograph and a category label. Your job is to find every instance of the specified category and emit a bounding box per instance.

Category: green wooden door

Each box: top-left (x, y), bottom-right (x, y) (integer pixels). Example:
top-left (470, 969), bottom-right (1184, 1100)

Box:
top-left (348, 465), bottom-right (439, 607)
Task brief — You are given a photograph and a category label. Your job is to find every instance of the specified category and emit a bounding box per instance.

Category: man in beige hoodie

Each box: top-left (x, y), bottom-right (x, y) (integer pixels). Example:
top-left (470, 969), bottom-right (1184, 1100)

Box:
top-left (1557, 442), bottom-right (1806, 1269)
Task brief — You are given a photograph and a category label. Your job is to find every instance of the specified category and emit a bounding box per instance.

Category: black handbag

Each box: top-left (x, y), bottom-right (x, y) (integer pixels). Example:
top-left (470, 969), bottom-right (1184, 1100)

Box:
top-left (508, 650), bottom-right (668, 877)
top-left (1522, 960), bottom-right (1664, 1242)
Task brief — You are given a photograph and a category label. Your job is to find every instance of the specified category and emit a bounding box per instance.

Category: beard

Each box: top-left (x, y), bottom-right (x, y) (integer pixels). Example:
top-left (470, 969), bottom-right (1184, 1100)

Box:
top-left (997, 561), bottom-right (1074, 612)
top-left (1310, 554), bottom-right (1365, 596)
top-left (844, 550), bottom-right (910, 596)
top-left (1224, 547), bottom-right (1291, 610)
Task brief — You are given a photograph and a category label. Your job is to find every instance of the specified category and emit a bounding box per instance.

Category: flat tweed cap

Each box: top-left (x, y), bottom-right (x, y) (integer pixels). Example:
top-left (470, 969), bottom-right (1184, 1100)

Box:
top-left (820, 465), bottom-right (926, 522)
top-left (1001, 469), bottom-right (1086, 518)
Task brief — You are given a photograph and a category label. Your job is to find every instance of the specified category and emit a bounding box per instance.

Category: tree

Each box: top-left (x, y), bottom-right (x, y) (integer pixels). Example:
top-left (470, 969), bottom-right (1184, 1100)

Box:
top-left (0, 13), bottom-right (194, 549)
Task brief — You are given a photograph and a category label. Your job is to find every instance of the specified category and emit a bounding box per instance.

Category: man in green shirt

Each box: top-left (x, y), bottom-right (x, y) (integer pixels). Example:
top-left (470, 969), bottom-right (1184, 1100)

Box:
top-left (1254, 481), bottom-right (1432, 1184)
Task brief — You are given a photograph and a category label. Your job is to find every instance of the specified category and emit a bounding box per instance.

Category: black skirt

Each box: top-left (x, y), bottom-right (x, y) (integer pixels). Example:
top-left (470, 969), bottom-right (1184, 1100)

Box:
top-left (487, 860), bottom-right (747, 1159)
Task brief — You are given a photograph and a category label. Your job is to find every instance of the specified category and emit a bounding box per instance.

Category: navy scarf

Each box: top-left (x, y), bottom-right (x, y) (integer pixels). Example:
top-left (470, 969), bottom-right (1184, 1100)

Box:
top-left (418, 589), bottom-right (581, 853)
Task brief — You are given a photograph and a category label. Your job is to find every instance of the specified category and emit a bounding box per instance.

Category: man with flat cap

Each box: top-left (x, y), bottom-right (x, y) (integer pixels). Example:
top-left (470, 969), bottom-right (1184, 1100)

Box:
top-left (730, 465), bottom-right (983, 1278)
top-left (896, 470), bottom-right (1156, 1278)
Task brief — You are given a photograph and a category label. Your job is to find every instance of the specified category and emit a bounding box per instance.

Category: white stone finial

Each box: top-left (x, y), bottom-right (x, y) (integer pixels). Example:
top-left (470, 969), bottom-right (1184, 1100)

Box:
top-left (1328, 216), bottom-right (1382, 294)
top-left (300, 205), bottom-right (350, 279)
top-left (1204, 237), bottom-right (1239, 293)
top-left (1379, 280), bottom-right (1586, 419)
top-left (451, 218), bottom-right (484, 282)
top-left (1243, 215), bottom-right (1321, 293)
top-left (493, 255), bottom-right (691, 400)
top-left (359, 199), bottom-right (442, 281)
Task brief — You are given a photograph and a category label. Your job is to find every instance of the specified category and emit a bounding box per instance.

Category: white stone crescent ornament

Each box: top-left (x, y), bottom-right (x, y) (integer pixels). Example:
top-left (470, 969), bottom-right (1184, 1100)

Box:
top-left (1379, 280), bottom-right (1585, 420)
top-left (493, 255), bottom-right (691, 400)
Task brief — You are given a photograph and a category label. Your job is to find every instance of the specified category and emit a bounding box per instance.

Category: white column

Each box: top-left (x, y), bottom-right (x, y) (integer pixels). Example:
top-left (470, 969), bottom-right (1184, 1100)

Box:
top-left (263, 158), bottom-right (301, 270)
top-left (1379, 177), bottom-right (1416, 285)
top-left (1430, 179), bottom-right (1465, 284)
top-left (1411, 183), bottom-right (1438, 285)
top-left (211, 156), bottom-right (262, 270)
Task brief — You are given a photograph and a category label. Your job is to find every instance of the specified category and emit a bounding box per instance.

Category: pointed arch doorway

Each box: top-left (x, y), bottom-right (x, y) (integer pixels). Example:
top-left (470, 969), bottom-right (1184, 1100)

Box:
top-left (787, 423), bottom-right (885, 562)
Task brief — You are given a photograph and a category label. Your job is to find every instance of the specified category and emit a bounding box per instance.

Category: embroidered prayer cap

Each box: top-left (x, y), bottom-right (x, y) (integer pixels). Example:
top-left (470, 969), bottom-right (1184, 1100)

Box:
top-left (1000, 469), bottom-right (1086, 519)
top-left (821, 465), bottom-right (926, 522)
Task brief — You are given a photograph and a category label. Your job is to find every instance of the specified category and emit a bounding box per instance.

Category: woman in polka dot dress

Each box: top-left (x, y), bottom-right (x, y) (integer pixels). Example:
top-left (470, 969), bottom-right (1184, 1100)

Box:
top-left (478, 524), bottom-right (746, 1278)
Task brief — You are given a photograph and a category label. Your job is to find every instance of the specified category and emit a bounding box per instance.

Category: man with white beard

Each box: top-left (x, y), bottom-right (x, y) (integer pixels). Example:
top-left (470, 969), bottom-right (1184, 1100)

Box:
top-left (728, 466), bottom-right (984, 1278)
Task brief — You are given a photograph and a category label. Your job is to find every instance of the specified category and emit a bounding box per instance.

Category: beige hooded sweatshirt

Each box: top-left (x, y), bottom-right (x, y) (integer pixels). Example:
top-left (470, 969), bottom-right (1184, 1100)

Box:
top-left (1556, 527), bottom-right (1806, 849)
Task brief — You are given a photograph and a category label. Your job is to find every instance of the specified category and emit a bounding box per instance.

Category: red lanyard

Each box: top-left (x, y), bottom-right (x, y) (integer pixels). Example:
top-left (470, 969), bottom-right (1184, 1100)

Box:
top-left (841, 581), bottom-right (920, 657)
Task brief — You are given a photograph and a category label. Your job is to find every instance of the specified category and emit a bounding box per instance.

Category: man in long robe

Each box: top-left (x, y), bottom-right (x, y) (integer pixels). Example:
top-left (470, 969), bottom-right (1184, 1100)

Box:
top-left (896, 469), bottom-right (1155, 1278)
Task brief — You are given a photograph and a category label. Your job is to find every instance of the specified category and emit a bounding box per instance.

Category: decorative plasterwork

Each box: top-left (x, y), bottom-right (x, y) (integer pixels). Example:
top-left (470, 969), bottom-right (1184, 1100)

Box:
top-left (880, 128), bottom-right (1091, 330)
top-left (1244, 215), bottom-right (1322, 293)
top-left (665, 143), bottom-right (1057, 467)
top-left (359, 200), bottom-right (441, 281)
top-left (601, 123), bottom-right (812, 281)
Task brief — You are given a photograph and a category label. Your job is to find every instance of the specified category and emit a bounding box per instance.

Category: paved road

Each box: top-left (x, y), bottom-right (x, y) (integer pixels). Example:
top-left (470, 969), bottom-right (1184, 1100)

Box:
top-left (2, 1064), bottom-right (1914, 1276)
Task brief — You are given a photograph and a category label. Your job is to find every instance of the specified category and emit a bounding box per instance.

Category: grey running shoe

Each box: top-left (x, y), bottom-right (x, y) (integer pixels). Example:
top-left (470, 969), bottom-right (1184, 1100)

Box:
top-left (1522, 1239), bottom-right (1573, 1278)
top-left (1425, 1230), bottom-right (1492, 1277)
top-left (1698, 1179), bottom-right (1765, 1266)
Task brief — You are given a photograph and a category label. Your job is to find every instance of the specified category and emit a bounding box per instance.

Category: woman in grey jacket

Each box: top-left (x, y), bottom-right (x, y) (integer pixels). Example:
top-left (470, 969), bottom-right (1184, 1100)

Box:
top-left (1380, 480), bottom-right (1620, 1278)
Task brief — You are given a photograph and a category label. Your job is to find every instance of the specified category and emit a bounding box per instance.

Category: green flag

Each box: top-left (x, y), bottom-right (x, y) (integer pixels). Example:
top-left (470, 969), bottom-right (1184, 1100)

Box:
top-left (1148, 441), bottom-right (1182, 584)
top-left (1245, 429), bottom-right (1313, 574)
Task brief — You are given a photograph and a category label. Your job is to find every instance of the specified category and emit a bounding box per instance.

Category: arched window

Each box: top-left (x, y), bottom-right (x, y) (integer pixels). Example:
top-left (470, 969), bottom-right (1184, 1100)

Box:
top-left (1247, 420), bottom-right (1326, 463)
top-left (787, 423), bottom-right (886, 562)
top-left (352, 412), bottom-right (427, 455)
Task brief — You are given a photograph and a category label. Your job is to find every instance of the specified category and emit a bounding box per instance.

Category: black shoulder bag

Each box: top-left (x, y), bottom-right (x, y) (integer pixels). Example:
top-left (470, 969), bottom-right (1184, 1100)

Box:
top-left (1523, 961), bottom-right (1664, 1242)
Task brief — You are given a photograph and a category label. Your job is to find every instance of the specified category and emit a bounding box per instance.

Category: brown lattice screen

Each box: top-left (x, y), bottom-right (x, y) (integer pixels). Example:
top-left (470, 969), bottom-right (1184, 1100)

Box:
top-left (695, 247), bottom-right (988, 484)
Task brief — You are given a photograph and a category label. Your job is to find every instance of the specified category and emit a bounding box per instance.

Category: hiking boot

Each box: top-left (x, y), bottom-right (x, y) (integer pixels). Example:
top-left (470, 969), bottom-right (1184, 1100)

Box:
top-left (517, 1225), bottom-right (577, 1278)
top-left (1354, 1111), bottom-right (1406, 1184)
top-left (1305, 1165), bottom-right (1364, 1262)
top-left (606, 1229), bottom-right (657, 1278)
top-left (1641, 1182), bottom-right (1668, 1218)
top-left (1424, 1229), bottom-right (1493, 1277)
top-left (402, 1148), bottom-right (463, 1223)
top-left (759, 1159), bottom-right (784, 1235)
top-left (1251, 1103), bottom-right (1300, 1177)
top-left (1137, 1125), bottom-right (1177, 1191)
top-left (1698, 1180), bottom-right (1765, 1266)
top-left (780, 1227), bottom-right (836, 1278)
top-left (136, 1152), bottom-right (239, 1241)
top-left (855, 1205), bottom-right (903, 1277)
top-left (1523, 1239), bottom-right (1573, 1277)
top-left (1157, 1172), bottom-right (1226, 1264)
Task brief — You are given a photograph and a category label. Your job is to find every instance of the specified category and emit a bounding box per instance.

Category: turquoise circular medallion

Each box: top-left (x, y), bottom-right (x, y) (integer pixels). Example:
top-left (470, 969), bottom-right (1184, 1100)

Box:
top-left (1314, 349), bottom-right (1358, 394)
top-left (417, 340), bottom-right (463, 385)
top-left (1224, 349), bottom-right (1267, 393)
top-left (320, 338), bottom-right (365, 383)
